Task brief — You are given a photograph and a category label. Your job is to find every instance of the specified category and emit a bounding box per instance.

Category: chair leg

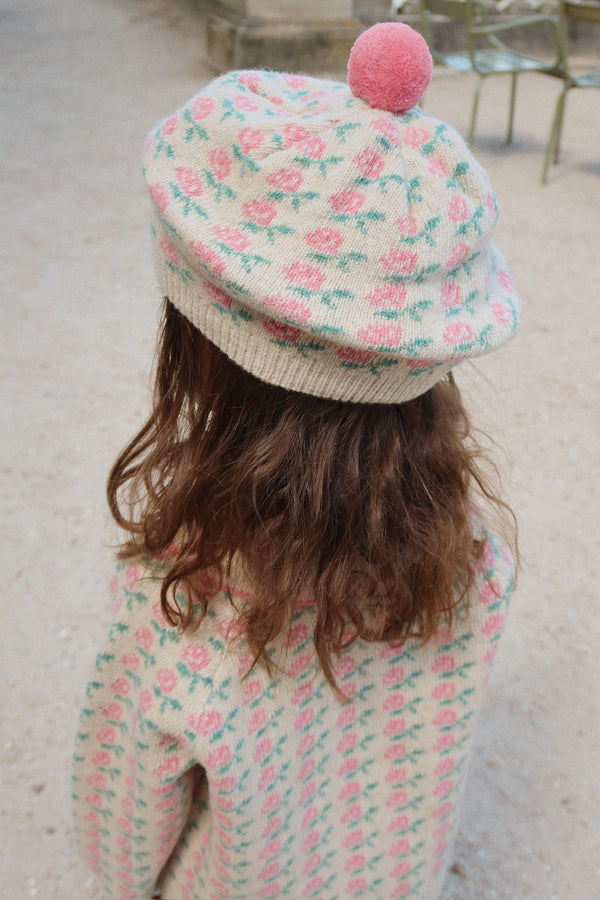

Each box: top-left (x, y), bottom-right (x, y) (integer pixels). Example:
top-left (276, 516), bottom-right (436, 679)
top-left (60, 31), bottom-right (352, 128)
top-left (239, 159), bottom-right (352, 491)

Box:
top-left (553, 88), bottom-right (569, 164)
top-left (507, 72), bottom-right (517, 144)
top-left (542, 87), bottom-right (567, 183)
top-left (469, 75), bottom-right (484, 145)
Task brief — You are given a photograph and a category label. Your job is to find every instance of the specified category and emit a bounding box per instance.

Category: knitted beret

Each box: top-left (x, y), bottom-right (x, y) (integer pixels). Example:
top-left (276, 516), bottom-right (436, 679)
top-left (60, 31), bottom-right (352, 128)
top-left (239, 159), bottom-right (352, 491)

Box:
top-left (142, 23), bottom-right (520, 404)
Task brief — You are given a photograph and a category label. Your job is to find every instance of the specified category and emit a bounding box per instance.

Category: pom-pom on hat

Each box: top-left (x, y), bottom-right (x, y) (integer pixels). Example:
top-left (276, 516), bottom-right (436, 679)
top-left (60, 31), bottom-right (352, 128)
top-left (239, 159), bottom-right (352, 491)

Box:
top-left (143, 23), bottom-right (520, 404)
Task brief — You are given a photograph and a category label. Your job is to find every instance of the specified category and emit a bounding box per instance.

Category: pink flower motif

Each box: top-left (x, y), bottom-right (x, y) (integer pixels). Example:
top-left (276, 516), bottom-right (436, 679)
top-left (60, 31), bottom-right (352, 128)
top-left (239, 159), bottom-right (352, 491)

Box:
top-left (380, 249), bottom-right (418, 275)
top-left (207, 743), bottom-right (232, 771)
top-left (190, 241), bottom-right (226, 277)
top-left (182, 643), bottom-right (210, 672)
top-left (433, 801), bottom-right (453, 819)
top-left (286, 623), bottom-right (308, 649)
top-left (392, 881), bottom-right (411, 898)
top-left (238, 127), bottom-right (265, 154)
top-left (388, 813), bottom-right (410, 831)
top-left (429, 158), bottom-right (449, 178)
top-left (433, 821), bottom-right (451, 841)
top-left (348, 877), bottom-right (368, 894)
top-left (242, 678), bottom-right (262, 705)
top-left (341, 804), bottom-right (362, 825)
top-left (294, 708), bottom-right (314, 730)
top-left (482, 612), bottom-right (505, 636)
top-left (433, 778), bottom-right (454, 797)
top-left (383, 665), bottom-right (405, 686)
top-left (431, 655), bottom-right (455, 673)
top-left (267, 168), bottom-right (304, 193)
top-left (392, 860), bottom-right (411, 878)
top-left (283, 262), bottom-right (326, 291)
top-left (212, 225), bottom-right (251, 252)
top-left (338, 757), bottom-right (358, 778)
top-left (209, 148), bottom-right (231, 181)
top-left (234, 95), bottom-right (259, 112)
top-left (391, 837), bottom-right (410, 855)
top-left (402, 125), bottom-right (430, 148)
top-left (358, 323), bottom-right (403, 348)
top-left (298, 733), bottom-right (315, 756)
top-left (156, 668), bottom-right (177, 694)
top-left (242, 199), bottom-right (277, 226)
top-left (443, 322), bottom-right (474, 345)
top-left (290, 652), bottom-right (312, 678)
top-left (297, 136), bottom-right (326, 159)
top-left (283, 73), bottom-right (308, 88)
top-left (254, 737), bottom-right (273, 764)
top-left (384, 742), bottom-right (406, 760)
top-left (498, 269), bottom-right (513, 290)
top-left (338, 780), bottom-right (360, 802)
top-left (305, 226), bottom-right (344, 255)
top-left (432, 682), bottom-right (455, 700)
top-left (385, 767), bottom-right (407, 785)
top-left (283, 123), bottom-right (310, 146)
top-left (383, 717), bottom-right (406, 737)
top-left (441, 283), bottom-right (462, 309)
top-left (396, 215), bottom-right (419, 235)
top-left (110, 677), bottom-right (130, 696)
top-left (154, 755), bottom-right (181, 778)
top-left (139, 689), bottom-right (152, 714)
top-left (192, 96), bottom-right (216, 120)
top-left (434, 757), bottom-right (456, 777)
top-left (102, 702), bottom-right (122, 722)
top-left (491, 302), bottom-right (511, 324)
top-left (354, 148), bottom-right (385, 179)
top-left (329, 189), bottom-right (365, 215)
top-left (264, 294), bottom-right (312, 324)
top-left (373, 116), bottom-right (400, 145)
top-left (238, 72), bottom-right (263, 92)
top-left (149, 184), bottom-right (169, 215)
top-left (96, 726), bottom-right (116, 745)
top-left (433, 709), bottom-right (457, 727)
top-left (92, 750), bottom-right (111, 767)
top-left (85, 792), bottom-right (103, 808)
top-left (261, 791), bottom-right (281, 817)
top-left (176, 166), bottom-right (203, 196)
top-left (386, 789), bottom-right (408, 808)
top-left (204, 281), bottom-right (232, 309)
top-left (447, 241), bottom-right (471, 269)
top-left (160, 238), bottom-right (180, 267)
top-left (337, 732), bottom-right (357, 753)
top-left (336, 706), bottom-right (356, 729)
top-left (345, 852), bottom-right (366, 873)
top-left (260, 837), bottom-right (281, 860)
top-left (448, 194), bottom-right (469, 223)
top-left (88, 773), bottom-right (107, 791)
top-left (161, 114), bottom-right (178, 136)
top-left (366, 285), bottom-right (407, 308)
top-left (336, 346), bottom-right (375, 365)
top-left (384, 693), bottom-right (405, 711)
top-left (302, 829), bottom-right (320, 852)
top-left (135, 627), bottom-right (153, 652)
top-left (259, 763), bottom-right (277, 790)
top-left (433, 733), bottom-right (455, 752)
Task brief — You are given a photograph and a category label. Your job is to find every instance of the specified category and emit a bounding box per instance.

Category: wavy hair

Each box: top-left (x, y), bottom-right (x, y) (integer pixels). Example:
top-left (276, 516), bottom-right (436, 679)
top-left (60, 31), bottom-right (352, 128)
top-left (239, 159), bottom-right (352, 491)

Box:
top-left (108, 299), bottom-right (515, 694)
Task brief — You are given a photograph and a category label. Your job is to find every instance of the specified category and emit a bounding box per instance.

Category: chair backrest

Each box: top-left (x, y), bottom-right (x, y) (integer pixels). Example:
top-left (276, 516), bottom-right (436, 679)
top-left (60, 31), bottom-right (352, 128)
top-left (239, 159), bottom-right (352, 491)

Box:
top-left (562, 0), bottom-right (600, 26)
top-left (557, 1), bottom-right (600, 76)
top-left (419, 0), bottom-right (485, 60)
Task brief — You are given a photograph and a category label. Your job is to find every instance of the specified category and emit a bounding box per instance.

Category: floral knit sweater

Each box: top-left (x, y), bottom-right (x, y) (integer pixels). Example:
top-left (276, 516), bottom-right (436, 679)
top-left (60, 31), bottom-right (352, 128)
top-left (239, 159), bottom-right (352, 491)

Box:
top-left (72, 523), bottom-right (514, 900)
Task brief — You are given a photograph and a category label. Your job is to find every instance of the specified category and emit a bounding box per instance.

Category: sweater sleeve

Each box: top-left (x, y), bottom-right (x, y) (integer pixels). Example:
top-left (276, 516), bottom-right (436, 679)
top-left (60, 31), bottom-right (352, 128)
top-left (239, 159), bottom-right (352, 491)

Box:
top-left (72, 560), bottom-right (201, 900)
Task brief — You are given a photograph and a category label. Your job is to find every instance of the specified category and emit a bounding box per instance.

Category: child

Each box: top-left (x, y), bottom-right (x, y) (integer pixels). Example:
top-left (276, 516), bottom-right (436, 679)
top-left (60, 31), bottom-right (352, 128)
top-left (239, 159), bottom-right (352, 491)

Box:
top-left (72, 23), bottom-right (520, 900)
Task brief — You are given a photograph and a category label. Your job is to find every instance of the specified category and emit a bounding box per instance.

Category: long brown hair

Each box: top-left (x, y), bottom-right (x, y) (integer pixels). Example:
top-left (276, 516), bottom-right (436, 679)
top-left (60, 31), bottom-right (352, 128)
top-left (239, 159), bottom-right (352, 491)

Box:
top-left (108, 299), bottom-right (515, 693)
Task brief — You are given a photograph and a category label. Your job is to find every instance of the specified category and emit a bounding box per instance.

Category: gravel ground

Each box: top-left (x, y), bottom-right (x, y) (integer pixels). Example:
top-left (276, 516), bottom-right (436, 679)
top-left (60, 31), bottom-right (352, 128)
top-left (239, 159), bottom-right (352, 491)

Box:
top-left (1, 0), bottom-right (598, 897)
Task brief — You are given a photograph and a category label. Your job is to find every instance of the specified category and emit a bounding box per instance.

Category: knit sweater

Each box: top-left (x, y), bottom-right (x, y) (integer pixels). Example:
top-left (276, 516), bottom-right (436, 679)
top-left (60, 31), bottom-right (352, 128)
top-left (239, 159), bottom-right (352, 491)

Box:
top-left (72, 522), bottom-right (514, 900)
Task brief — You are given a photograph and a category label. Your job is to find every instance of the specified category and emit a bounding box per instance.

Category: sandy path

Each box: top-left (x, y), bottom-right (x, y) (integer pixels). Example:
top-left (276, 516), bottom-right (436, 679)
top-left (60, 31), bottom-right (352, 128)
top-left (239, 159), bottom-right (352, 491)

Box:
top-left (1, 0), bottom-right (598, 897)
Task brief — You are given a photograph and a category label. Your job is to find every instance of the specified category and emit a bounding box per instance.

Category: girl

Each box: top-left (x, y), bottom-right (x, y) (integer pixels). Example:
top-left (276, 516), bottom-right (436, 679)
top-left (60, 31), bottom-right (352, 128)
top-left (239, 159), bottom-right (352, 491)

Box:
top-left (72, 23), bottom-right (520, 900)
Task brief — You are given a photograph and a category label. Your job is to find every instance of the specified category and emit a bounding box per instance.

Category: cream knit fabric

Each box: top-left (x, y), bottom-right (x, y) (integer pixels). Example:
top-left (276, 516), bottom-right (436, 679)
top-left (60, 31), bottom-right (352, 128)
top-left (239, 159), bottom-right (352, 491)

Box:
top-left (142, 64), bottom-right (520, 403)
top-left (73, 520), bottom-right (514, 900)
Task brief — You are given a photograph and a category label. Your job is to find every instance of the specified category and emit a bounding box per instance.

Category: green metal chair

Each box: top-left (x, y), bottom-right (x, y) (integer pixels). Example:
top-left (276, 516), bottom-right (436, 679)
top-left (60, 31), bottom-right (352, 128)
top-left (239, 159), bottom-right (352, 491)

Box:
top-left (542, 0), bottom-right (600, 182)
top-left (419, 0), bottom-right (561, 145)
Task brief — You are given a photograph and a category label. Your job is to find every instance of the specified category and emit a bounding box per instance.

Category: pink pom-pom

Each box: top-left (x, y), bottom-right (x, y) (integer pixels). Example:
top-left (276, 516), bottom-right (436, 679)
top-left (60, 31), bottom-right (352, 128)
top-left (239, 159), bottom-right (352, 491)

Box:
top-left (348, 23), bottom-right (433, 114)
